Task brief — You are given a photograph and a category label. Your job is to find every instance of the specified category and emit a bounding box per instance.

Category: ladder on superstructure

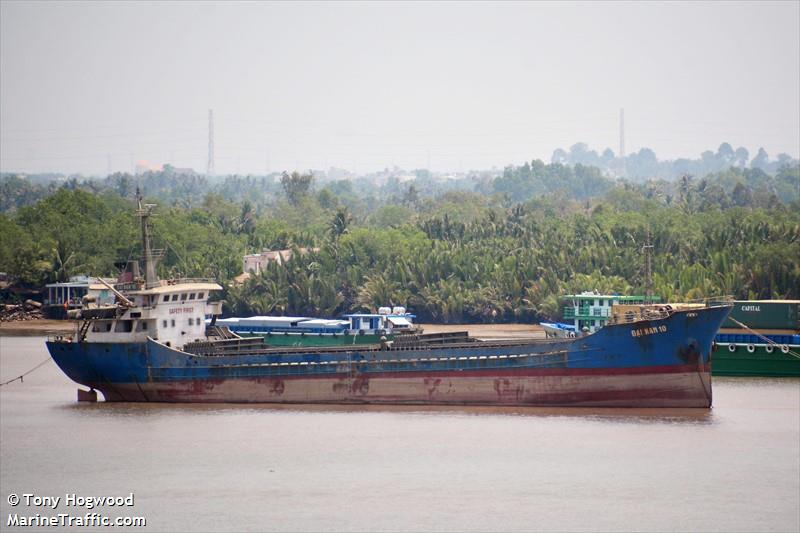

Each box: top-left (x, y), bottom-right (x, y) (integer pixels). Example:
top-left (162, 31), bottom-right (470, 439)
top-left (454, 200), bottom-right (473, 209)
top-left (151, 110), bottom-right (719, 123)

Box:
top-left (77, 320), bottom-right (91, 342)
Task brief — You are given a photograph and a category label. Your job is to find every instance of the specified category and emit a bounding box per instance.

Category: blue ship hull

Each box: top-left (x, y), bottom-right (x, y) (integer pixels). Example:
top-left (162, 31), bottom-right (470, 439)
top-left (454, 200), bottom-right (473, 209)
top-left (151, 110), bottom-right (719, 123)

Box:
top-left (46, 305), bottom-right (731, 407)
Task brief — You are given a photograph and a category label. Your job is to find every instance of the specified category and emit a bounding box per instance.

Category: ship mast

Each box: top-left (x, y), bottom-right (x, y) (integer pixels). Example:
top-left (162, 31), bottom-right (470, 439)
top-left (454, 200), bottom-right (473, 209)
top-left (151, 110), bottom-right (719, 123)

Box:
top-left (136, 190), bottom-right (162, 289)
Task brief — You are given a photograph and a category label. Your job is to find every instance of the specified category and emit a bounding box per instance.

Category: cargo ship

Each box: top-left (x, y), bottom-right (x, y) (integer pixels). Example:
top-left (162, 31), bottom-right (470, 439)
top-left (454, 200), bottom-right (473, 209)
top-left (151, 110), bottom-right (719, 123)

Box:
top-left (213, 308), bottom-right (417, 347)
top-left (44, 198), bottom-right (733, 407)
top-left (710, 300), bottom-right (799, 377)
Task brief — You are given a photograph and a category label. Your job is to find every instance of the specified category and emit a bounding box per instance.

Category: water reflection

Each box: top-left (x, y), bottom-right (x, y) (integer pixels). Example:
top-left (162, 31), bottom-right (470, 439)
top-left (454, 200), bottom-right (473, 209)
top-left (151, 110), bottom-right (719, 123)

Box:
top-left (58, 400), bottom-right (715, 425)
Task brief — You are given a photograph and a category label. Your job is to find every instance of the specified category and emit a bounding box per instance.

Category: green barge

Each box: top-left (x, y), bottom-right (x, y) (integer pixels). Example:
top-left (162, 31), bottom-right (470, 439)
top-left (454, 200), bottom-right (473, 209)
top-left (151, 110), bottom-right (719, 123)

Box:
top-left (711, 300), bottom-right (799, 377)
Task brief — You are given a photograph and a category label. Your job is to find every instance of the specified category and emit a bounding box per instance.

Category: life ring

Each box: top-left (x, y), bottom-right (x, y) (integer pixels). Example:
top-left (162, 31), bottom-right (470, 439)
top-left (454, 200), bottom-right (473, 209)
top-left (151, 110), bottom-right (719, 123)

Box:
top-left (746, 344), bottom-right (755, 353)
top-left (781, 345), bottom-right (790, 354)
top-left (765, 345), bottom-right (774, 354)
top-left (728, 344), bottom-right (736, 352)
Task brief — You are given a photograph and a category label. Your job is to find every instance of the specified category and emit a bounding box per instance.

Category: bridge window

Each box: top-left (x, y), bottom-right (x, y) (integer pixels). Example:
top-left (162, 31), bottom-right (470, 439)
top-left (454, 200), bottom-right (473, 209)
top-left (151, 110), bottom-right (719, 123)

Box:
top-left (114, 320), bottom-right (133, 332)
top-left (180, 293), bottom-right (187, 301)
top-left (189, 293), bottom-right (196, 300)
top-left (163, 295), bottom-right (169, 302)
top-left (197, 292), bottom-right (204, 299)
top-left (171, 294), bottom-right (179, 301)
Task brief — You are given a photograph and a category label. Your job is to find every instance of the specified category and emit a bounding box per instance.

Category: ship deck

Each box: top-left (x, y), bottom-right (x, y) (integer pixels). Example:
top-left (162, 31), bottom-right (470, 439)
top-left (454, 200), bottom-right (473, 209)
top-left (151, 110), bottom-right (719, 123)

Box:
top-left (185, 330), bottom-right (564, 357)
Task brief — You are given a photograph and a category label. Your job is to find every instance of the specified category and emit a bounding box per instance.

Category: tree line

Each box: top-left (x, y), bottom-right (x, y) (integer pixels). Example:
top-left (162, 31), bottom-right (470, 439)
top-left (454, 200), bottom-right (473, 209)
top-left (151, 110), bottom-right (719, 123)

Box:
top-left (551, 142), bottom-right (798, 182)
top-left (1, 160), bottom-right (797, 323)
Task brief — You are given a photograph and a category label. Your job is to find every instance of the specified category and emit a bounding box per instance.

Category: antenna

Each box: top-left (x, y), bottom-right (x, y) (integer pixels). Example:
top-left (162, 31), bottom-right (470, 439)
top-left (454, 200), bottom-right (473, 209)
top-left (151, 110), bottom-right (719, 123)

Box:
top-left (619, 108), bottom-right (626, 178)
top-left (207, 109), bottom-right (215, 177)
top-left (642, 227), bottom-right (653, 300)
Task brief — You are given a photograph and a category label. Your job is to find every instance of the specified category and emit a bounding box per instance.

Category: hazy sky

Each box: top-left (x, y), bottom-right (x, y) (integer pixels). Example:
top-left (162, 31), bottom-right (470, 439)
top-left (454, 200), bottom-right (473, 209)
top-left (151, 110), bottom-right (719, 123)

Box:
top-left (1, 1), bottom-right (798, 176)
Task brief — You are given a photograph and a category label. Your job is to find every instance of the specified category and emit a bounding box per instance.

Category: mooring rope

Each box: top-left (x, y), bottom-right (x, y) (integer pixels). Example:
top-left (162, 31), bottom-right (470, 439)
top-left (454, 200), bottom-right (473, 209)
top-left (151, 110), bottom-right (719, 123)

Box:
top-left (0, 356), bottom-right (52, 387)
top-left (727, 317), bottom-right (800, 360)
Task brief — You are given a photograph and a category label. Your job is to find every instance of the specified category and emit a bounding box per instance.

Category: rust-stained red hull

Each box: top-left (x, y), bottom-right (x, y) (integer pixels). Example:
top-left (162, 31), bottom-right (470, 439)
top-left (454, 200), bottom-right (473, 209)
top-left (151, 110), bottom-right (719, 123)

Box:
top-left (85, 365), bottom-right (712, 407)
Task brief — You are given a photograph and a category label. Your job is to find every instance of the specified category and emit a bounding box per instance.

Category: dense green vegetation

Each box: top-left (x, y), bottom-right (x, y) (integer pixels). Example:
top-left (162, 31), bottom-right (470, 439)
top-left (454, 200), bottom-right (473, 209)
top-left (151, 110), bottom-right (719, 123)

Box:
top-left (1, 159), bottom-right (798, 323)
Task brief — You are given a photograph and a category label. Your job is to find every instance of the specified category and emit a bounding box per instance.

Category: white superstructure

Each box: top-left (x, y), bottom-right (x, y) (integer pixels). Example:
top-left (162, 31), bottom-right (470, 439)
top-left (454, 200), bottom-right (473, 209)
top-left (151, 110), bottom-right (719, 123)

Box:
top-left (84, 282), bottom-right (222, 348)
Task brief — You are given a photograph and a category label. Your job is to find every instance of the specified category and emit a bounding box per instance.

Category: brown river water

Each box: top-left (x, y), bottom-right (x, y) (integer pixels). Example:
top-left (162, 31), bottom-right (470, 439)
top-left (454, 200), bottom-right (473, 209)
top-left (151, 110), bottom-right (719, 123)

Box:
top-left (1, 335), bottom-right (798, 532)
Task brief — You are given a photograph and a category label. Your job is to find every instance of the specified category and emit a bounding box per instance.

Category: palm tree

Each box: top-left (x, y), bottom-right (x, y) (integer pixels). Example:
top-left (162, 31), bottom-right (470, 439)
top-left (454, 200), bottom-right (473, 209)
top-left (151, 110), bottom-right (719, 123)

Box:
top-left (329, 207), bottom-right (352, 240)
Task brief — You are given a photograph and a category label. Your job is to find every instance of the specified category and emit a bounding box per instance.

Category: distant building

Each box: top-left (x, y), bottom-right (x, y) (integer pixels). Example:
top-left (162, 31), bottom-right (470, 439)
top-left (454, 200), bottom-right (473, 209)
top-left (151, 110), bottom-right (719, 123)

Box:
top-left (243, 249), bottom-right (292, 274)
top-left (235, 247), bottom-right (319, 284)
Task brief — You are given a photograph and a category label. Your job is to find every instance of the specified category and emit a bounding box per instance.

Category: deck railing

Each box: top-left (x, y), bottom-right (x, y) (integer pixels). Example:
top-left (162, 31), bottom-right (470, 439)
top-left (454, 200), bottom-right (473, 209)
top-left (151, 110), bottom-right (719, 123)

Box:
top-left (164, 277), bottom-right (217, 285)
